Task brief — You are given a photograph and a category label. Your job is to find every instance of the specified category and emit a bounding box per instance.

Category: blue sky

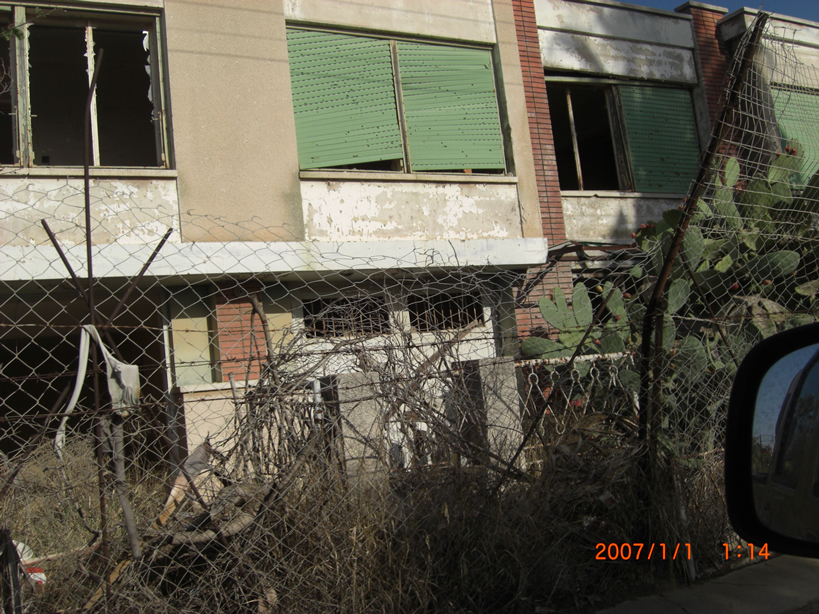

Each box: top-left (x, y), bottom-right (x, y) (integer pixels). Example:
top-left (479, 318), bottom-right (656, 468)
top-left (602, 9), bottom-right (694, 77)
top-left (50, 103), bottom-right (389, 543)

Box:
top-left (626, 0), bottom-right (819, 23)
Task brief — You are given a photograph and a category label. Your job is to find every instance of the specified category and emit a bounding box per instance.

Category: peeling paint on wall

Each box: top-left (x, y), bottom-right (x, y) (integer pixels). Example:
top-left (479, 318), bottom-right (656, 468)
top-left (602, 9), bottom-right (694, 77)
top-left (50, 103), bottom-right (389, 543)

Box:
top-left (301, 181), bottom-right (522, 241)
top-left (535, 0), bottom-right (695, 48)
top-left (539, 30), bottom-right (697, 84)
top-left (562, 194), bottom-right (681, 242)
top-left (0, 177), bottom-right (181, 247)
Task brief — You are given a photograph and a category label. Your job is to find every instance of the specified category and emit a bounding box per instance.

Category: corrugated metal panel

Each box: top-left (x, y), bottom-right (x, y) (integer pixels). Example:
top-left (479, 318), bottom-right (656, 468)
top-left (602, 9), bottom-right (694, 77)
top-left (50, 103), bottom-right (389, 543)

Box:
top-left (396, 42), bottom-right (505, 172)
top-left (287, 29), bottom-right (403, 169)
top-left (620, 86), bottom-right (700, 193)
top-left (772, 87), bottom-right (819, 188)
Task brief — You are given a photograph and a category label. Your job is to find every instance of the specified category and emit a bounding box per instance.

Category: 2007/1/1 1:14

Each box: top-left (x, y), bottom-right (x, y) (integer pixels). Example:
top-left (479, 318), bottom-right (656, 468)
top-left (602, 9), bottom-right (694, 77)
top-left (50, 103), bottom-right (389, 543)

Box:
top-left (595, 543), bottom-right (692, 560)
top-left (723, 543), bottom-right (770, 559)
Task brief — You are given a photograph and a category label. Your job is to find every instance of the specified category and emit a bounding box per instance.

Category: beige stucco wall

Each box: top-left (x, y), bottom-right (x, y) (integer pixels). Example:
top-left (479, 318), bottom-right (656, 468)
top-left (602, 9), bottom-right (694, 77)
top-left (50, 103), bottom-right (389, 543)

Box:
top-left (562, 193), bottom-right (683, 242)
top-left (535, 0), bottom-right (695, 47)
top-left (164, 0), bottom-right (304, 242)
top-left (160, 0), bottom-right (539, 245)
top-left (0, 175), bottom-right (180, 247)
top-left (284, 0), bottom-right (496, 44)
top-left (180, 386), bottom-right (237, 451)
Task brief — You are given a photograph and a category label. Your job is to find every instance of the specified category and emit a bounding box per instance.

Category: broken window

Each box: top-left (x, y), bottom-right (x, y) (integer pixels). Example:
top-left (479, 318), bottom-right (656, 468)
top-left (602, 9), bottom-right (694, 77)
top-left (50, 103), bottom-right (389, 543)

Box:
top-left (303, 296), bottom-right (391, 338)
top-left (0, 8), bottom-right (13, 165)
top-left (408, 292), bottom-right (484, 332)
top-left (286, 28), bottom-right (506, 174)
top-left (547, 81), bottom-right (700, 194)
top-left (3, 7), bottom-right (168, 167)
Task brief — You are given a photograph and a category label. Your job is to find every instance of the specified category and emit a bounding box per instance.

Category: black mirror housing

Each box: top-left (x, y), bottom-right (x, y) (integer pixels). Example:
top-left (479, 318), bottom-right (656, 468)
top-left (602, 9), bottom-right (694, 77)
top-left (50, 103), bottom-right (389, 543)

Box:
top-left (726, 322), bottom-right (819, 557)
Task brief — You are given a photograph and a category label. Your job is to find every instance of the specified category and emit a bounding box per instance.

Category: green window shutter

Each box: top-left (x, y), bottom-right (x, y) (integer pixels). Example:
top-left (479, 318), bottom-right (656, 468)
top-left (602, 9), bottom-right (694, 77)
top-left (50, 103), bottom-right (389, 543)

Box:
top-left (772, 87), bottom-right (819, 188)
top-left (620, 86), bottom-right (700, 193)
top-left (287, 29), bottom-right (404, 169)
top-left (396, 42), bottom-right (505, 172)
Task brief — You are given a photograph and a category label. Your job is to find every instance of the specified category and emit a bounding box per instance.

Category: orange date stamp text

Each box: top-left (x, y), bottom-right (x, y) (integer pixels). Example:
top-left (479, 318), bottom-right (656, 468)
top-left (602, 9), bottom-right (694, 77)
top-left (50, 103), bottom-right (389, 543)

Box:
top-left (595, 543), bottom-right (692, 560)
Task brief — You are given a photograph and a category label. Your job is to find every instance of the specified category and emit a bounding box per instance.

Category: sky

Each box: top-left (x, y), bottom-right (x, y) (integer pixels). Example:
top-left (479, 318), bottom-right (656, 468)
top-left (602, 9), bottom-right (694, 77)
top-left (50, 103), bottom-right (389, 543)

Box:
top-left (626, 0), bottom-right (819, 23)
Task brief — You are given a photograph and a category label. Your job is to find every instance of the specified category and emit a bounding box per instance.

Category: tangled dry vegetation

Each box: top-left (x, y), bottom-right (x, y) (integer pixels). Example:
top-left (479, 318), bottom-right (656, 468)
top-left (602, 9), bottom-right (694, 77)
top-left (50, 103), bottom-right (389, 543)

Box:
top-left (0, 348), bottom-right (737, 614)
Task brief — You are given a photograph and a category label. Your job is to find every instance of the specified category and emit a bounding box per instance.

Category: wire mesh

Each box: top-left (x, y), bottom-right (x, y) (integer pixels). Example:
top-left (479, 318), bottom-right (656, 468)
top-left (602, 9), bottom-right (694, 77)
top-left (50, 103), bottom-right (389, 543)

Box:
top-left (2, 12), bottom-right (814, 614)
top-left (0, 213), bottom-right (659, 612)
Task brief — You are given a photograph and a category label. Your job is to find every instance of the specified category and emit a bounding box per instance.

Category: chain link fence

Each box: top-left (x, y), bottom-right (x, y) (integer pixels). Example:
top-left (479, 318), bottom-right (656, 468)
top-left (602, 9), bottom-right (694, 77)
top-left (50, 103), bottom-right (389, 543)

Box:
top-left (0, 222), bottom-right (654, 612)
top-left (1, 12), bottom-right (815, 614)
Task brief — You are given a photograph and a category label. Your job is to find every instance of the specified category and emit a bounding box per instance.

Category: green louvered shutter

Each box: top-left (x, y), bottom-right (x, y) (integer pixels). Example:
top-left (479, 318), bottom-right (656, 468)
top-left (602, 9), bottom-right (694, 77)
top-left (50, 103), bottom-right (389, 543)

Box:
top-left (772, 87), bottom-right (819, 188)
top-left (396, 42), bottom-right (505, 172)
top-left (620, 86), bottom-right (700, 193)
top-left (287, 29), bottom-right (404, 169)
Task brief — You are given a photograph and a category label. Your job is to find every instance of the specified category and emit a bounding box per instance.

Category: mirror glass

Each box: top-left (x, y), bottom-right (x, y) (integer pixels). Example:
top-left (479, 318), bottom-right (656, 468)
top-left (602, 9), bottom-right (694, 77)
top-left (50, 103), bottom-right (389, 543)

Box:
top-left (753, 343), bottom-right (819, 540)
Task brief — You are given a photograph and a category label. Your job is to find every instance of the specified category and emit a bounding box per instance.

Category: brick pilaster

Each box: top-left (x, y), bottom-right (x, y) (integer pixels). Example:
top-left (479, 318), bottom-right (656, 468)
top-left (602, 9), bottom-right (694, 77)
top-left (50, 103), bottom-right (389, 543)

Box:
top-left (677, 2), bottom-right (731, 127)
top-left (512, 0), bottom-right (565, 243)
top-left (512, 0), bottom-right (573, 339)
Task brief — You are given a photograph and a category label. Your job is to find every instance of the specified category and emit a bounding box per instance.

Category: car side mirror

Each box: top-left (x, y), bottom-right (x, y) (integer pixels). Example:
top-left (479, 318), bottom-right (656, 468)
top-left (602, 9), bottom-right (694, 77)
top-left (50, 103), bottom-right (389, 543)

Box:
top-left (726, 323), bottom-right (819, 557)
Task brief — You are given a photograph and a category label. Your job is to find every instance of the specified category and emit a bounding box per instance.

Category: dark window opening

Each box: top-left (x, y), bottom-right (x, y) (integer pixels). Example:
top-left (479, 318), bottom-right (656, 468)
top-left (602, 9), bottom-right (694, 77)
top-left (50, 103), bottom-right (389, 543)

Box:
top-left (547, 84), bottom-right (579, 190)
top-left (330, 159), bottom-right (404, 172)
top-left (29, 25), bottom-right (87, 166)
top-left (14, 11), bottom-right (165, 168)
top-left (547, 84), bottom-right (620, 191)
top-left (0, 28), bottom-right (14, 165)
top-left (547, 79), bottom-right (701, 194)
top-left (408, 293), bottom-right (483, 332)
top-left (572, 87), bottom-right (620, 190)
top-left (95, 27), bottom-right (157, 166)
top-left (304, 296), bottom-right (391, 338)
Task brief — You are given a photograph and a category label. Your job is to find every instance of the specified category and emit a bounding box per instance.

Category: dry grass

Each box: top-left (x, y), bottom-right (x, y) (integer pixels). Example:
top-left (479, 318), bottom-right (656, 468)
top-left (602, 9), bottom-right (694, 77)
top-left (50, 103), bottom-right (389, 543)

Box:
top-left (0, 367), bottom-right (738, 614)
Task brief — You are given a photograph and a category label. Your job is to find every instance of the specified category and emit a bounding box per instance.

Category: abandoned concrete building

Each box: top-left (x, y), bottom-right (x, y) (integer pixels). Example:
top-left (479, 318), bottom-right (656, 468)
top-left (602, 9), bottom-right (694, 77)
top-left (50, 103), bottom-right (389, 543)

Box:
top-left (1, 0), bottom-right (817, 478)
top-left (0, 0), bottom-right (546, 478)
top-left (510, 0), bottom-right (819, 335)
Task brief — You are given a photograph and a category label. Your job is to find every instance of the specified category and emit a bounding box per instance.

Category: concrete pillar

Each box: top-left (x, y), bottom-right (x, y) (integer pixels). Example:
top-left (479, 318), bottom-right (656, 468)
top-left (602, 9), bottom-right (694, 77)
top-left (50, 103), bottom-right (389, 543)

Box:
top-left (330, 372), bottom-right (387, 489)
top-left (455, 358), bottom-right (523, 466)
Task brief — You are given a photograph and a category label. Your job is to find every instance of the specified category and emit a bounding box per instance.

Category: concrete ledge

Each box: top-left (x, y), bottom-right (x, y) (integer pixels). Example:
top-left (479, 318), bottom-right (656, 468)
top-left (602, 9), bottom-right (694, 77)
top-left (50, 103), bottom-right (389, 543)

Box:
top-left (299, 171), bottom-right (517, 184)
top-left (0, 167), bottom-right (178, 179)
top-left (0, 237), bottom-right (549, 283)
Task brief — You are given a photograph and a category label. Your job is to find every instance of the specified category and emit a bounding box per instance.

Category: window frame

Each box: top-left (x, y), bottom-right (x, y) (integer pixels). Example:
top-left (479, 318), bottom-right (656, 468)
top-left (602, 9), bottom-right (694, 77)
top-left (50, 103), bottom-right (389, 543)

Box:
top-left (1, 5), bottom-right (170, 169)
top-left (302, 294), bottom-right (392, 339)
top-left (546, 75), bottom-right (701, 194)
top-left (286, 26), bottom-right (508, 175)
top-left (407, 291), bottom-right (484, 333)
top-left (166, 286), bottom-right (222, 388)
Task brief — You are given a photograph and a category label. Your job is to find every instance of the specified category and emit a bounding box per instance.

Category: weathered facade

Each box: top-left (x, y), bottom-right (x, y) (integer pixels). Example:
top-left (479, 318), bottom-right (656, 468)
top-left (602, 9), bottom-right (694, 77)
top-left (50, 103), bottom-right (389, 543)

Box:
top-left (514, 0), bottom-right (819, 247)
top-left (0, 0), bottom-right (546, 468)
top-left (3, 0), bottom-right (818, 471)
top-left (525, 0), bottom-right (711, 244)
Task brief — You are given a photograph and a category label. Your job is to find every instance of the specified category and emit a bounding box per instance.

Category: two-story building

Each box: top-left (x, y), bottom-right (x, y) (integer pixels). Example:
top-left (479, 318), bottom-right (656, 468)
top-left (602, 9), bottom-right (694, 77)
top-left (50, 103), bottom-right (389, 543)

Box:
top-left (0, 0), bottom-right (547, 470)
top-left (509, 0), bottom-right (819, 335)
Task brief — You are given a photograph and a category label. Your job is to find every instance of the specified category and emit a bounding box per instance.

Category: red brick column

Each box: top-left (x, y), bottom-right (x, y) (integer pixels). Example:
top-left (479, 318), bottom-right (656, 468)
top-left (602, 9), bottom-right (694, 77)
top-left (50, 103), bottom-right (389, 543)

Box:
top-left (514, 263), bottom-right (575, 338)
top-left (678, 2), bottom-right (730, 126)
top-left (512, 0), bottom-right (565, 243)
top-left (511, 0), bottom-right (573, 340)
